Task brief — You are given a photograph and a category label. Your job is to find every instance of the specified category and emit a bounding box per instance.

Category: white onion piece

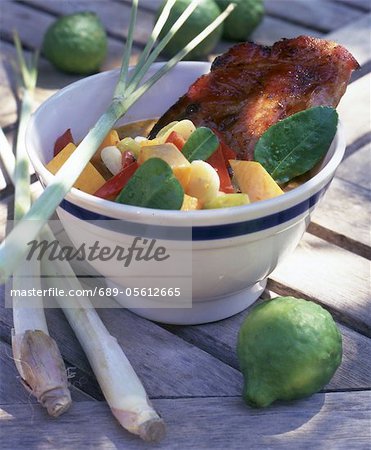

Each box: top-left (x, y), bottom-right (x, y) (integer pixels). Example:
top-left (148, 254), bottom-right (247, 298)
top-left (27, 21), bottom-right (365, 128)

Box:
top-left (101, 146), bottom-right (123, 175)
top-left (134, 136), bottom-right (147, 143)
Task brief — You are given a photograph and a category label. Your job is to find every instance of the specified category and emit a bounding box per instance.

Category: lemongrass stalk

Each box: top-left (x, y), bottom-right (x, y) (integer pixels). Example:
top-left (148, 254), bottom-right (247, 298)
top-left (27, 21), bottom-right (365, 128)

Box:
top-left (125, 0), bottom-right (201, 95)
top-left (1, 125), bottom-right (165, 440)
top-left (7, 34), bottom-right (71, 416)
top-left (0, 0), bottom-right (235, 283)
top-left (41, 246), bottom-right (166, 442)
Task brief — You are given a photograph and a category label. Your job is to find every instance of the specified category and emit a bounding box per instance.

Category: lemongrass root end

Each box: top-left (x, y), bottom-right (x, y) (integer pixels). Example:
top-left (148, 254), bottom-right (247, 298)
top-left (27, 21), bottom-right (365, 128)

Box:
top-left (12, 329), bottom-right (72, 417)
top-left (111, 407), bottom-right (166, 442)
top-left (138, 417), bottom-right (166, 443)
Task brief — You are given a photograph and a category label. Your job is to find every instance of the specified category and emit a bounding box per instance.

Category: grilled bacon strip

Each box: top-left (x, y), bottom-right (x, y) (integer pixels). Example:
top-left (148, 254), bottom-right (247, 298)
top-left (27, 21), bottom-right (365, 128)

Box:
top-left (150, 36), bottom-right (359, 160)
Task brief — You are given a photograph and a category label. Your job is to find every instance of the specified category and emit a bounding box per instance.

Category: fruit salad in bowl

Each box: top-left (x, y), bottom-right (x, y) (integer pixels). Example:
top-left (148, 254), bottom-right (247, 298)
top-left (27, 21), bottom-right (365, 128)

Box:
top-left (26, 37), bottom-right (358, 324)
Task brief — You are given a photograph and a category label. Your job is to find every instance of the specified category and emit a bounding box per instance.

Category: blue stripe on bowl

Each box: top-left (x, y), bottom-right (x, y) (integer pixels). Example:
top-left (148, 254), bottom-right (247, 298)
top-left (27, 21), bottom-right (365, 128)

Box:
top-left (60, 184), bottom-right (328, 241)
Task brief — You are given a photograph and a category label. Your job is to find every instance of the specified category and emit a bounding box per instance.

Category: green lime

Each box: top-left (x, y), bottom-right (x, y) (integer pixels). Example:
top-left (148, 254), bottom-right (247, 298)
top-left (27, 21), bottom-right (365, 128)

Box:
top-left (237, 296), bottom-right (342, 408)
top-left (42, 12), bottom-right (107, 74)
top-left (156, 0), bottom-right (223, 60)
top-left (215, 0), bottom-right (264, 41)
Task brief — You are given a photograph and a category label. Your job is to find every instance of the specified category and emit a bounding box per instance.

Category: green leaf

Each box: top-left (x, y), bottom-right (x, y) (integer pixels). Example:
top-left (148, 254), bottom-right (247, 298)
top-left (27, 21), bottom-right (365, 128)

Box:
top-left (254, 107), bottom-right (338, 184)
top-left (116, 158), bottom-right (184, 210)
top-left (182, 127), bottom-right (219, 162)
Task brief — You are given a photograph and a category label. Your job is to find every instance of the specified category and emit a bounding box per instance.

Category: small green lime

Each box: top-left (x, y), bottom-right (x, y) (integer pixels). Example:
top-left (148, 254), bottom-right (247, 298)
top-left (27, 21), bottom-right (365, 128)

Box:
top-left (215, 0), bottom-right (264, 41)
top-left (237, 297), bottom-right (342, 408)
top-left (156, 0), bottom-right (223, 60)
top-left (42, 12), bottom-right (107, 74)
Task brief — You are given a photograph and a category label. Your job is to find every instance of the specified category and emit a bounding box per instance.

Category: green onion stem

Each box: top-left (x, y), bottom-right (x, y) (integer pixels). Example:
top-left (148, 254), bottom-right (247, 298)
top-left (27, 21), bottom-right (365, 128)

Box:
top-left (113, 0), bottom-right (138, 97)
top-left (133, 0), bottom-right (177, 71)
top-left (14, 89), bottom-right (32, 219)
top-left (0, 1), bottom-right (235, 283)
top-left (126, 0), bottom-right (200, 95)
top-left (124, 3), bottom-right (236, 109)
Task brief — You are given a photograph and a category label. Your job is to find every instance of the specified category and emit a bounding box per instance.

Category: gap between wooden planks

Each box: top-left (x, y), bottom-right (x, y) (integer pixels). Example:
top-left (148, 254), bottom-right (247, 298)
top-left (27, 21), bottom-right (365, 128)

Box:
top-left (0, 392), bottom-right (370, 450)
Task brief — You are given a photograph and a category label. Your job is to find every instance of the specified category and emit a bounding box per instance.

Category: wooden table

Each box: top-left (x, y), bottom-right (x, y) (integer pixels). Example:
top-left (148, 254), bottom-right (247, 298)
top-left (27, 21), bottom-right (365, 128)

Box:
top-left (0, 1), bottom-right (370, 448)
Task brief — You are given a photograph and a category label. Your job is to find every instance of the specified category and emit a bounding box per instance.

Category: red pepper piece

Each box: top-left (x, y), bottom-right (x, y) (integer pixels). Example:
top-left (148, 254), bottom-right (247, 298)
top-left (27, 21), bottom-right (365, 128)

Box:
top-left (220, 140), bottom-right (236, 165)
top-left (94, 162), bottom-right (138, 200)
top-left (165, 131), bottom-right (186, 150)
top-left (212, 130), bottom-right (236, 165)
top-left (54, 129), bottom-right (74, 156)
top-left (122, 151), bottom-right (136, 169)
top-left (207, 145), bottom-right (234, 193)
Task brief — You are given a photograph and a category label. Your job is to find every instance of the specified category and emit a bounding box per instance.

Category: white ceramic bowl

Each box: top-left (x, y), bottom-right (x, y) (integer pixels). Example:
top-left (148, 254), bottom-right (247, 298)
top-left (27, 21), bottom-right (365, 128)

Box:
top-left (26, 62), bottom-right (345, 324)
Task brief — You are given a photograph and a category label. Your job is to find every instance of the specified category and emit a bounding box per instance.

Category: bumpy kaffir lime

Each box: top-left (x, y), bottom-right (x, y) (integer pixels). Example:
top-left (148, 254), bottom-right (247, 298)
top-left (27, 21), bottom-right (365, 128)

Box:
top-left (237, 296), bottom-right (342, 408)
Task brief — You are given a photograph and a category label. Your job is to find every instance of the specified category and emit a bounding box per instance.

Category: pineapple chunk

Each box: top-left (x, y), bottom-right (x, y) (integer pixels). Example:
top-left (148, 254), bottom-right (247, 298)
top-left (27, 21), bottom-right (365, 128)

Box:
top-left (204, 193), bottom-right (249, 209)
top-left (117, 137), bottom-right (141, 158)
top-left (46, 143), bottom-right (106, 194)
top-left (138, 143), bottom-right (191, 190)
top-left (187, 160), bottom-right (220, 204)
top-left (139, 138), bottom-right (163, 147)
top-left (229, 160), bottom-right (284, 202)
top-left (181, 194), bottom-right (201, 211)
top-left (156, 121), bottom-right (179, 138)
top-left (157, 119), bottom-right (196, 142)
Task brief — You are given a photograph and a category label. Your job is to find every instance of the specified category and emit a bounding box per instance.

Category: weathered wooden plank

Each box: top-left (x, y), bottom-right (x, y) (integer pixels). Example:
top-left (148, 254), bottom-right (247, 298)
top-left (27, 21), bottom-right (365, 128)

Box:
top-left (338, 74), bottom-right (371, 147)
top-left (0, 339), bottom-right (93, 404)
top-left (130, 0), bottom-right (323, 51)
top-left (0, 41), bottom-right (19, 130)
top-left (335, 0), bottom-right (371, 11)
top-left (0, 392), bottom-right (370, 449)
top-left (136, 0), bottom-right (167, 10)
top-left (164, 291), bottom-right (371, 391)
top-left (269, 233), bottom-right (370, 335)
top-left (249, 15), bottom-right (323, 44)
top-left (307, 73), bottom-right (370, 254)
top-left (0, 286), bottom-right (243, 399)
top-left (25, 0), bottom-right (154, 45)
top-left (265, 0), bottom-right (363, 32)
top-left (325, 12), bottom-right (371, 67)
top-left (337, 142), bottom-right (371, 190)
top-left (310, 176), bottom-right (370, 256)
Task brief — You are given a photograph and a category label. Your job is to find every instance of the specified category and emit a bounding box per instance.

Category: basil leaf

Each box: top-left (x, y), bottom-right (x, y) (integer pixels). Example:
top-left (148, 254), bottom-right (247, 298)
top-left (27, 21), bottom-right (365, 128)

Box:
top-left (116, 158), bottom-right (184, 210)
top-left (182, 127), bottom-right (219, 162)
top-left (254, 106), bottom-right (338, 184)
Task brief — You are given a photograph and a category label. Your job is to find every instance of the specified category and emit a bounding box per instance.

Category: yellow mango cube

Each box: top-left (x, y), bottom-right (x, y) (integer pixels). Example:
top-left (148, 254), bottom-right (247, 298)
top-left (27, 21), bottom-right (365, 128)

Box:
top-left (229, 160), bottom-right (284, 202)
top-left (46, 143), bottom-right (106, 194)
top-left (90, 130), bottom-right (120, 178)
